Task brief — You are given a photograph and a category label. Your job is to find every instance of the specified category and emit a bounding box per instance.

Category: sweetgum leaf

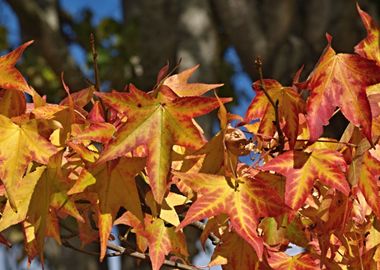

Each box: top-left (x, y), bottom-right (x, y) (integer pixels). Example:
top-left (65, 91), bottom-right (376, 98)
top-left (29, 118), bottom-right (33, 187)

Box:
top-left (306, 34), bottom-right (380, 142)
top-left (174, 170), bottom-right (287, 259)
top-left (267, 252), bottom-right (319, 270)
top-left (358, 148), bottom-right (380, 218)
top-left (209, 231), bottom-right (259, 270)
top-left (355, 4), bottom-right (380, 65)
top-left (263, 149), bottom-right (349, 210)
top-left (163, 65), bottom-right (223, 96)
top-left (245, 79), bottom-right (305, 148)
top-left (0, 115), bottom-right (58, 210)
top-left (78, 158), bottom-right (145, 260)
top-left (0, 41), bottom-right (33, 94)
top-left (96, 85), bottom-right (231, 203)
top-left (0, 89), bottom-right (26, 117)
top-left (0, 152), bottom-right (82, 263)
top-left (142, 217), bottom-right (188, 270)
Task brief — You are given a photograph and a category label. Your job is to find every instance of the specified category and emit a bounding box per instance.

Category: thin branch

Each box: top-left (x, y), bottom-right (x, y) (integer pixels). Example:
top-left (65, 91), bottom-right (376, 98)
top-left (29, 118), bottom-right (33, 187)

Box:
top-left (106, 242), bottom-right (198, 270)
top-left (191, 221), bottom-right (220, 245)
top-left (61, 238), bottom-right (198, 270)
top-left (254, 57), bottom-right (285, 153)
top-left (90, 33), bottom-right (100, 91)
top-left (296, 139), bottom-right (358, 148)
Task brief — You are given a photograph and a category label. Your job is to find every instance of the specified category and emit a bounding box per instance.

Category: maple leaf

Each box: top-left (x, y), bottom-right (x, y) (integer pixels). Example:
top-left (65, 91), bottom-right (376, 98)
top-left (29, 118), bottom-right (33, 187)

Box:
top-left (174, 170), bottom-right (287, 259)
top-left (0, 115), bottom-right (58, 210)
top-left (354, 4), bottom-right (380, 66)
top-left (69, 157), bottom-right (145, 260)
top-left (245, 79), bottom-right (305, 148)
top-left (305, 34), bottom-right (380, 142)
top-left (267, 252), bottom-right (319, 270)
top-left (141, 217), bottom-right (188, 270)
top-left (0, 152), bottom-right (83, 262)
top-left (163, 65), bottom-right (223, 96)
top-left (262, 149), bottom-right (349, 210)
top-left (358, 148), bottom-right (380, 218)
top-left (208, 231), bottom-right (259, 270)
top-left (0, 41), bottom-right (33, 94)
top-left (0, 89), bottom-right (26, 118)
top-left (96, 85), bottom-right (231, 203)
top-left (70, 122), bottom-right (116, 144)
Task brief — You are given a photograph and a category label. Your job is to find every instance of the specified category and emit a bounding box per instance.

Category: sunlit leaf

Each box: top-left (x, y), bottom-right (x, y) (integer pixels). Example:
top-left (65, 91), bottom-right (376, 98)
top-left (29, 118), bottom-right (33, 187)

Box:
top-left (174, 169), bottom-right (287, 259)
top-left (96, 84), bottom-right (231, 203)
top-left (305, 34), bottom-right (380, 141)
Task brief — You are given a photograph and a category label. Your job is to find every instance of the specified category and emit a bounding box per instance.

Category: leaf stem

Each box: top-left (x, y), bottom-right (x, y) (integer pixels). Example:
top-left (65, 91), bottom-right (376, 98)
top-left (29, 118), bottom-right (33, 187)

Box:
top-left (254, 57), bottom-right (285, 153)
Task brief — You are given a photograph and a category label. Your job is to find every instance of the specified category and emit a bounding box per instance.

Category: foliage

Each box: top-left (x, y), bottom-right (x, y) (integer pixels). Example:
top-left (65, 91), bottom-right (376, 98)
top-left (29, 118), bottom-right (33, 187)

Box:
top-left (0, 4), bottom-right (379, 270)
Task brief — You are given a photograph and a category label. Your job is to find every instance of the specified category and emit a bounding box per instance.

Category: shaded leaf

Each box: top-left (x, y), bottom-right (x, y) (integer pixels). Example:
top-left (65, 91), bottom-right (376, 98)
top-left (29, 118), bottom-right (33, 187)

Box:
top-left (263, 149), bottom-right (349, 210)
top-left (245, 79), bottom-right (305, 148)
top-left (0, 115), bottom-right (58, 209)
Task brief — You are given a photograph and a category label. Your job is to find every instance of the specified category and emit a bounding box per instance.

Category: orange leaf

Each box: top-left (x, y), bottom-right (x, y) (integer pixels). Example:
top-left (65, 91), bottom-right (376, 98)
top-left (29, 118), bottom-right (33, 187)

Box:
top-left (0, 89), bottom-right (26, 117)
top-left (263, 149), bottom-right (349, 210)
top-left (0, 41), bottom-right (33, 94)
top-left (174, 169), bottom-right (287, 259)
top-left (208, 231), bottom-right (259, 269)
top-left (87, 158), bottom-right (145, 260)
top-left (355, 4), bottom-right (380, 66)
top-left (96, 85), bottom-right (231, 203)
top-left (267, 252), bottom-right (319, 270)
top-left (306, 34), bottom-right (380, 141)
top-left (163, 65), bottom-right (223, 96)
top-left (358, 148), bottom-right (380, 218)
top-left (245, 79), bottom-right (305, 148)
top-left (142, 217), bottom-right (188, 270)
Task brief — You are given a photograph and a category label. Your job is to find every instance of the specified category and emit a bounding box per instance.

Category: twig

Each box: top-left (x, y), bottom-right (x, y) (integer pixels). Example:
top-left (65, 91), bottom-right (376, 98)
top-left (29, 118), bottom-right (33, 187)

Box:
top-left (191, 221), bottom-right (220, 245)
top-left (254, 57), bottom-right (285, 153)
top-left (296, 139), bottom-right (358, 148)
top-left (61, 239), bottom-right (198, 270)
top-left (90, 33), bottom-right (108, 121)
top-left (90, 33), bottom-right (100, 91)
top-left (106, 242), bottom-right (199, 270)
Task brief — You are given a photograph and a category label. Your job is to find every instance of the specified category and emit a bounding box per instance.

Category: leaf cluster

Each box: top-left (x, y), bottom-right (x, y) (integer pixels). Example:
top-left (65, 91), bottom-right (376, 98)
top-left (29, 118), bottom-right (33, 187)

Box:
top-left (0, 4), bottom-right (379, 270)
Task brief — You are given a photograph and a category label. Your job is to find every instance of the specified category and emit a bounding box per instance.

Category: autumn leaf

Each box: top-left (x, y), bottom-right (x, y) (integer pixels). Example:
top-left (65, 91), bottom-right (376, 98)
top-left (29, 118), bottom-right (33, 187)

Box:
top-left (305, 34), bottom-right (380, 142)
top-left (355, 4), bottom-right (380, 66)
top-left (0, 115), bottom-right (58, 210)
top-left (174, 169), bottom-right (287, 259)
top-left (0, 166), bottom-right (45, 232)
top-left (70, 122), bottom-right (116, 144)
top-left (358, 148), bottom-right (380, 218)
top-left (208, 231), bottom-right (259, 270)
top-left (163, 65), bottom-right (223, 96)
top-left (0, 89), bottom-right (26, 118)
top-left (245, 79), bottom-right (305, 148)
top-left (96, 84), bottom-right (231, 203)
top-left (142, 217), bottom-right (188, 270)
top-left (267, 252), bottom-right (319, 270)
top-left (0, 152), bottom-right (82, 262)
top-left (0, 41), bottom-right (33, 94)
top-left (71, 158), bottom-right (145, 260)
top-left (262, 149), bottom-right (349, 210)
